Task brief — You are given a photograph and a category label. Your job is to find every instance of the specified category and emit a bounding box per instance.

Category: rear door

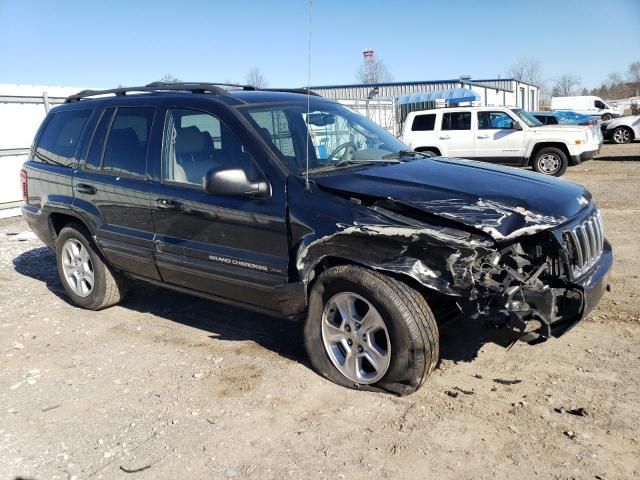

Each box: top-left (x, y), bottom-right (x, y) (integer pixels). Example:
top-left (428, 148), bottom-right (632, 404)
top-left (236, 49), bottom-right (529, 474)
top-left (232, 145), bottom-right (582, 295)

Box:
top-left (148, 102), bottom-right (290, 310)
top-left (73, 104), bottom-right (160, 280)
top-left (473, 110), bottom-right (526, 165)
top-left (438, 111), bottom-right (474, 158)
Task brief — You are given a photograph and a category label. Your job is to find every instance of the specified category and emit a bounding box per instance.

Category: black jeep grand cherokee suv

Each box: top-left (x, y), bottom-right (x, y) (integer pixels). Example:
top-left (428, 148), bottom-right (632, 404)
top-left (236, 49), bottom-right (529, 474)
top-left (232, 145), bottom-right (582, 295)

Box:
top-left (21, 82), bottom-right (612, 395)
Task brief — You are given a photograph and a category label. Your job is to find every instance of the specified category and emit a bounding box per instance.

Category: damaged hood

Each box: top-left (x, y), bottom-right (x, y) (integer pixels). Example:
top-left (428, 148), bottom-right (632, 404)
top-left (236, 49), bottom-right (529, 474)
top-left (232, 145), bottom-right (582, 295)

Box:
top-left (313, 158), bottom-right (590, 241)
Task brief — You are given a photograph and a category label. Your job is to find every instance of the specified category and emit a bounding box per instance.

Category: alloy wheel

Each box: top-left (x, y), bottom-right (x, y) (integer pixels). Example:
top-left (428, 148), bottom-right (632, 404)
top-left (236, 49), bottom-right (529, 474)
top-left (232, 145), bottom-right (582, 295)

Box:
top-left (321, 292), bottom-right (391, 384)
top-left (613, 128), bottom-right (631, 144)
top-left (61, 239), bottom-right (95, 297)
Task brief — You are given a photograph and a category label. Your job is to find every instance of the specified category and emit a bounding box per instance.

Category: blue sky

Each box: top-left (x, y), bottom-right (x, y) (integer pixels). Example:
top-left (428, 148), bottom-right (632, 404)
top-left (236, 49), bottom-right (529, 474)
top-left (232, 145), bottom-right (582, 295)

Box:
top-left (1, 0), bottom-right (638, 90)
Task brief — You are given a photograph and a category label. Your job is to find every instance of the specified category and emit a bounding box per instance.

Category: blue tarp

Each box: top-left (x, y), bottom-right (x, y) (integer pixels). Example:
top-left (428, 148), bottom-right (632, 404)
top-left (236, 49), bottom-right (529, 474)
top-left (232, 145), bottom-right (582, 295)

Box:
top-left (396, 87), bottom-right (480, 105)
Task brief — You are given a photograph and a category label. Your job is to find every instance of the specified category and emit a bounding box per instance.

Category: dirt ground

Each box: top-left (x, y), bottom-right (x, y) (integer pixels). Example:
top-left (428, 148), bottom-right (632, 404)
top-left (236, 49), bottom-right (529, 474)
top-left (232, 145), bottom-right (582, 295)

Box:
top-left (1, 142), bottom-right (639, 480)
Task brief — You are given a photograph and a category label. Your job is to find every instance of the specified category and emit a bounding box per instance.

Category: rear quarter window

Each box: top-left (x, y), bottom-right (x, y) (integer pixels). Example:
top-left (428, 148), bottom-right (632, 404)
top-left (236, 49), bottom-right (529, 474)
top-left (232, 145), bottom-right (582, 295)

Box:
top-left (411, 114), bottom-right (436, 131)
top-left (35, 109), bottom-right (93, 166)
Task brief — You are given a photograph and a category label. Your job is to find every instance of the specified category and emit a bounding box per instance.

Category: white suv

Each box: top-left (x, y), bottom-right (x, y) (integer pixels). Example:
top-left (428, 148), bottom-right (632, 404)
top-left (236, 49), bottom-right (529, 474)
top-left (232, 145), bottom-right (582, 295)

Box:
top-left (401, 106), bottom-right (602, 176)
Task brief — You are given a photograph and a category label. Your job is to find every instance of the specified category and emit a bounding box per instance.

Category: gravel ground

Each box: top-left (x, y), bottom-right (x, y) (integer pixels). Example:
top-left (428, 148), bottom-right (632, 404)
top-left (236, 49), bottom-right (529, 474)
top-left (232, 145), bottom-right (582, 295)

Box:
top-left (1, 142), bottom-right (639, 480)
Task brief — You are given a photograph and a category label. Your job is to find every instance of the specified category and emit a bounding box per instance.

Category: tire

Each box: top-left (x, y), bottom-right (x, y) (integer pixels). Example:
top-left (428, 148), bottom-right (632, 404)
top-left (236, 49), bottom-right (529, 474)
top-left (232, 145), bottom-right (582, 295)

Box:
top-left (601, 113), bottom-right (612, 121)
top-left (416, 148), bottom-right (439, 157)
top-left (304, 265), bottom-right (439, 396)
top-left (611, 126), bottom-right (633, 144)
top-left (55, 222), bottom-right (127, 310)
top-left (531, 147), bottom-right (568, 176)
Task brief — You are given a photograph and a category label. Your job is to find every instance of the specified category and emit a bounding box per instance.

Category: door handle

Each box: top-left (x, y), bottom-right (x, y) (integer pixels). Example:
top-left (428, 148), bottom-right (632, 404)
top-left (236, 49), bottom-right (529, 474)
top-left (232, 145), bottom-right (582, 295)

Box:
top-left (156, 198), bottom-right (182, 210)
top-left (477, 134), bottom-right (490, 139)
top-left (438, 135), bottom-right (451, 140)
top-left (75, 183), bottom-right (97, 194)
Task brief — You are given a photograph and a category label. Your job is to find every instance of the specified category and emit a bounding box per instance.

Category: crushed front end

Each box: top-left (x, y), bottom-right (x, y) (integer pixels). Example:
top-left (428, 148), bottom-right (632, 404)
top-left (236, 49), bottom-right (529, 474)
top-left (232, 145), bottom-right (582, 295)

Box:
top-left (470, 206), bottom-right (612, 342)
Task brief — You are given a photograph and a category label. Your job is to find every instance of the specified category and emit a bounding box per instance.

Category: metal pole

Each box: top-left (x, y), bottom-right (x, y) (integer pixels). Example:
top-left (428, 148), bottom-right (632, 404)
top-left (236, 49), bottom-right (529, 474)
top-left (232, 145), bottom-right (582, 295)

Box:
top-left (43, 91), bottom-right (50, 113)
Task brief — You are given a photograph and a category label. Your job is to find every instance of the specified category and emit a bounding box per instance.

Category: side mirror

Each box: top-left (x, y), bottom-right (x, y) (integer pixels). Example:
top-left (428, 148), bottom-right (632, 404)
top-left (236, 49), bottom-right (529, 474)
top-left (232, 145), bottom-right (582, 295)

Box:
top-left (512, 121), bottom-right (523, 131)
top-left (204, 168), bottom-right (270, 198)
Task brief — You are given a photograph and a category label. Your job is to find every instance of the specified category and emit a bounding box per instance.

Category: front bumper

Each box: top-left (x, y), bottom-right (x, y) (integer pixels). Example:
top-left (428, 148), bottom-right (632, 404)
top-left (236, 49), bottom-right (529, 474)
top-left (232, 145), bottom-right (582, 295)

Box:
top-left (570, 147), bottom-right (599, 165)
top-left (548, 239), bottom-right (612, 338)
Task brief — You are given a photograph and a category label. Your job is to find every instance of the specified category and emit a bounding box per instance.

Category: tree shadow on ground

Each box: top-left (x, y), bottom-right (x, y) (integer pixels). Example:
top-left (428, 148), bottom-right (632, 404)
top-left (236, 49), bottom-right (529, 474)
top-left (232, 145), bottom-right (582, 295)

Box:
top-left (13, 247), bottom-right (524, 369)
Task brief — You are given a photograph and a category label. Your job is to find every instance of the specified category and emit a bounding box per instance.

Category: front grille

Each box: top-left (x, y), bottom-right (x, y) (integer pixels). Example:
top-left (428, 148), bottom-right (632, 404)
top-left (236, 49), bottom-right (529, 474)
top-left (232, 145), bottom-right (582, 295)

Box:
top-left (562, 209), bottom-right (604, 278)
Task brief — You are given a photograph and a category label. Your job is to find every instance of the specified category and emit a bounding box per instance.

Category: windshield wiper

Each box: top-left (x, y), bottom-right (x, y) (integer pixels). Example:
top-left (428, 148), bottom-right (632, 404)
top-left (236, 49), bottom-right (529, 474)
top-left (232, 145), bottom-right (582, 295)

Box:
top-left (305, 158), bottom-right (400, 175)
top-left (382, 150), bottom-right (433, 160)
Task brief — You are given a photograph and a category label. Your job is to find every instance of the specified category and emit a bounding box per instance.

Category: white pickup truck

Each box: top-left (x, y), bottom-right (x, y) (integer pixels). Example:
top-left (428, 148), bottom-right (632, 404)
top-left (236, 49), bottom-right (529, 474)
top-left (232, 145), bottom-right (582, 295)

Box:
top-left (401, 106), bottom-right (602, 176)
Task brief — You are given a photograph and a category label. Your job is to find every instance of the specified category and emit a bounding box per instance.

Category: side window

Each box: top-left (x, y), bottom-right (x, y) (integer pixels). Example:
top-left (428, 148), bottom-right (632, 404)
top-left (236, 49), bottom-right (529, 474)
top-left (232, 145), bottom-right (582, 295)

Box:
top-left (248, 110), bottom-right (295, 158)
top-left (411, 114), bottom-right (436, 131)
top-left (85, 108), bottom-right (115, 170)
top-left (35, 109), bottom-right (92, 166)
top-left (442, 112), bottom-right (471, 131)
top-left (477, 111), bottom-right (515, 129)
top-left (162, 108), bottom-right (257, 186)
top-left (102, 107), bottom-right (156, 177)
top-left (548, 116), bottom-right (559, 125)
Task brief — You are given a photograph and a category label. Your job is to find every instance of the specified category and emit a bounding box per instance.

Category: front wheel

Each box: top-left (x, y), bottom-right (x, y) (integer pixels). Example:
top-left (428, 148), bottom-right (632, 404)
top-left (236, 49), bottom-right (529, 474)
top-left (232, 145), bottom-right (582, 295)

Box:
top-left (601, 113), bottom-right (612, 121)
top-left (532, 147), bottom-right (568, 176)
top-left (304, 265), bottom-right (439, 395)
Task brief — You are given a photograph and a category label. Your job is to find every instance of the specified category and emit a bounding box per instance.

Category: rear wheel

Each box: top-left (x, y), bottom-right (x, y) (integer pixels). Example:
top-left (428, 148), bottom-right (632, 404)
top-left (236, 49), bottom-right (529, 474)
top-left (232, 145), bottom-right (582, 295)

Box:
top-left (532, 147), bottom-right (568, 176)
top-left (55, 223), bottom-right (127, 310)
top-left (304, 265), bottom-right (439, 395)
top-left (612, 126), bottom-right (632, 144)
top-left (601, 113), bottom-right (612, 121)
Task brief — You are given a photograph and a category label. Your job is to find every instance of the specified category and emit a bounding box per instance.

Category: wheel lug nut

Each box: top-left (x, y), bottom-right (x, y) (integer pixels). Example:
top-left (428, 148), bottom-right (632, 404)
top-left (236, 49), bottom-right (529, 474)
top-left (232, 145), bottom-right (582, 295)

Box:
top-left (345, 325), bottom-right (351, 332)
top-left (357, 346), bottom-right (363, 353)
top-left (347, 339), bottom-right (353, 346)
top-left (355, 323), bottom-right (361, 330)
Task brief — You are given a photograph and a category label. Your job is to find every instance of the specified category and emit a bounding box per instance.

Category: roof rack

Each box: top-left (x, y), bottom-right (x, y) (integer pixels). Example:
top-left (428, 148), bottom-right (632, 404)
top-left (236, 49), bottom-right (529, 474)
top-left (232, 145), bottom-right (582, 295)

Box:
top-left (145, 81), bottom-right (256, 91)
top-left (65, 83), bottom-right (231, 103)
top-left (260, 88), bottom-right (321, 96)
top-left (65, 82), bottom-right (322, 103)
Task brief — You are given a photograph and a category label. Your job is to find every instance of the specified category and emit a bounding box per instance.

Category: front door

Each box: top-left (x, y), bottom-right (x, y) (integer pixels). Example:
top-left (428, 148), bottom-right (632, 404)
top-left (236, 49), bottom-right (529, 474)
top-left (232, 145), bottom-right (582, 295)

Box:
top-left (473, 110), bottom-right (526, 165)
top-left (148, 106), bottom-right (290, 310)
top-left (439, 111), bottom-right (474, 158)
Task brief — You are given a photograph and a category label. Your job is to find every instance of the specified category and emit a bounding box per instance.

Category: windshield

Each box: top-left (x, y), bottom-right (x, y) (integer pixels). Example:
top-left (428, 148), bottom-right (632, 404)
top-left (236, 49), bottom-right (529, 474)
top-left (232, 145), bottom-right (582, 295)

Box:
top-left (511, 108), bottom-right (543, 127)
top-left (241, 100), bottom-right (408, 174)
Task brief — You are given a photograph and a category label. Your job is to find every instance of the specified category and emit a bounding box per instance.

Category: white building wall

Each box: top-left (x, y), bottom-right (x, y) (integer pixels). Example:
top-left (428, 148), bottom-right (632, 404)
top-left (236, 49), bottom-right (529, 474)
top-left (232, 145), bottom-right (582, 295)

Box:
top-left (0, 84), bottom-right (85, 206)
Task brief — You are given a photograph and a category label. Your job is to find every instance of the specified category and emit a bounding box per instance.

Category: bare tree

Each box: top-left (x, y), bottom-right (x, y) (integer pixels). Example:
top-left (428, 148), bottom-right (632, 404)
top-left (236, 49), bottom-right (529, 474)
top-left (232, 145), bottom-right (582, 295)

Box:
top-left (553, 74), bottom-right (581, 96)
top-left (606, 72), bottom-right (625, 98)
top-left (627, 61), bottom-right (640, 83)
top-left (245, 68), bottom-right (268, 88)
top-left (158, 74), bottom-right (182, 84)
top-left (506, 57), bottom-right (544, 86)
top-left (356, 56), bottom-right (393, 84)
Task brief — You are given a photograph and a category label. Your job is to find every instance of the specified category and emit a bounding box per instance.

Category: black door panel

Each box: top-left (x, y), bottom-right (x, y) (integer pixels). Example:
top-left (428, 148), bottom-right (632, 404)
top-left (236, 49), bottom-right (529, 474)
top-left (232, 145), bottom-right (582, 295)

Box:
top-left (72, 171), bottom-right (159, 280)
top-left (72, 104), bottom-right (161, 280)
top-left (149, 105), bottom-right (290, 310)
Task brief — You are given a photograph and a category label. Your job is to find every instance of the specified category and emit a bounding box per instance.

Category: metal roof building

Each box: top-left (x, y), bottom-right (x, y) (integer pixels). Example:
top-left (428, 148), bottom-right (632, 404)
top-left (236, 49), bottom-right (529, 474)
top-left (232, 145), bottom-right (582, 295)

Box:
top-left (310, 78), bottom-right (539, 112)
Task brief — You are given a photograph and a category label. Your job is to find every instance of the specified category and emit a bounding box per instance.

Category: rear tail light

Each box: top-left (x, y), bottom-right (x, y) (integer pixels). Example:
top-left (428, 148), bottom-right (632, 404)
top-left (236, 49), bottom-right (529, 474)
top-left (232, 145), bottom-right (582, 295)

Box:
top-left (20, 169), bottom-right (28, 203)
top-left (579, 120), bottom-right (596, 126)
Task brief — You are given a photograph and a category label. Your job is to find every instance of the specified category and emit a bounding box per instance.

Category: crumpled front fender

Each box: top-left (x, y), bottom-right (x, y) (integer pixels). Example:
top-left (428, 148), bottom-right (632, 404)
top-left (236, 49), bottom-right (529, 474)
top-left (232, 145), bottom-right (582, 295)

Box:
top-left (295, 221), bottom-right (494, 296)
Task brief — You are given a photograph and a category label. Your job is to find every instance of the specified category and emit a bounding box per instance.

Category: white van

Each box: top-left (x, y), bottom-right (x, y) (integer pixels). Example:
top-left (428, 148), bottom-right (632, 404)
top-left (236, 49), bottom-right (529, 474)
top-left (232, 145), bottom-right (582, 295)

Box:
top-left (550, 96), bottom-right (621, 121)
